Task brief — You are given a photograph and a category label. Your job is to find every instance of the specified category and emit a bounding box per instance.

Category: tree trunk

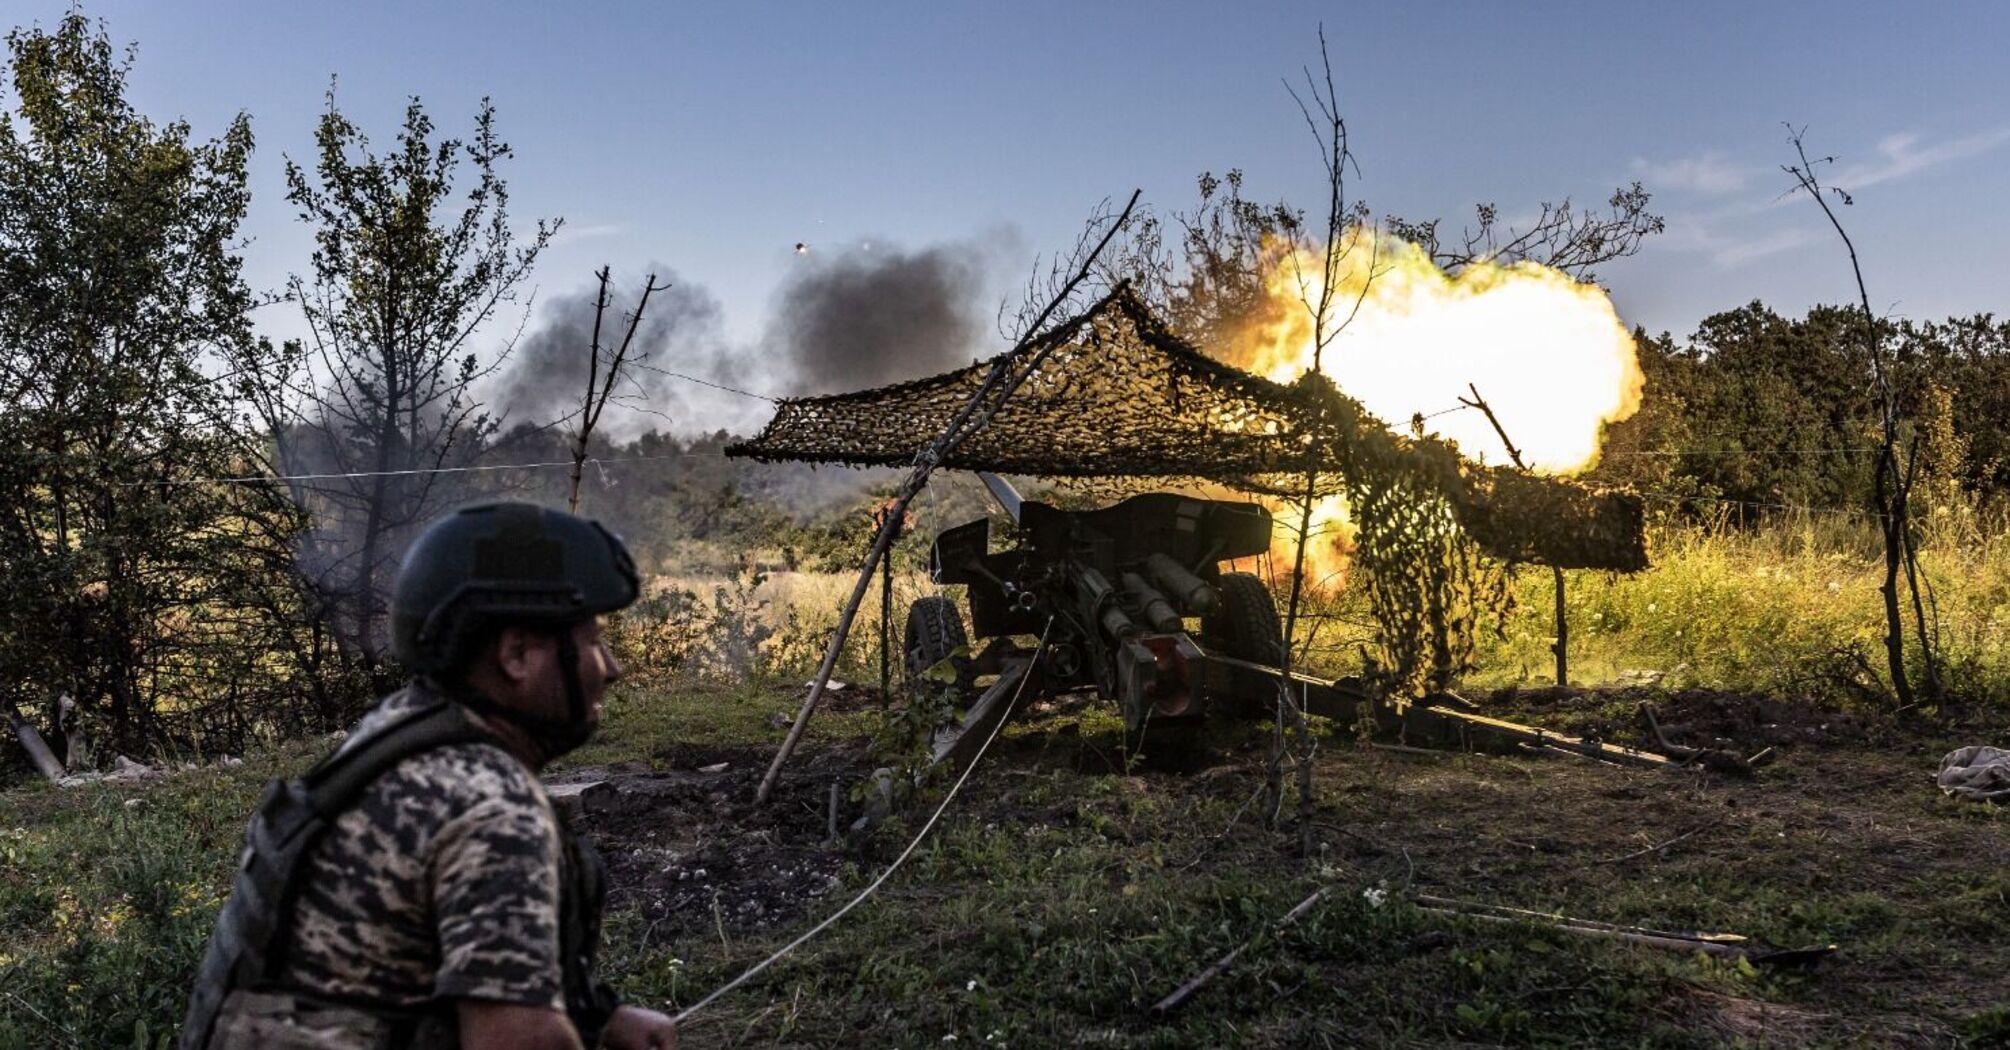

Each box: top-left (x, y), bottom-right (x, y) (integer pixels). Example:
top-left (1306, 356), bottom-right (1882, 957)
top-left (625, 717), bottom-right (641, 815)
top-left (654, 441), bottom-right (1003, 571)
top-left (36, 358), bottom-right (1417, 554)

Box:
top-left (1551, 566), bottom-right (1568, 687)
top-left (1874, 449), bottom-right (1914, 708)
top-left (354, 319), bottom-right (405, 662)
top-left (10, 716), bottom-right (64, 783)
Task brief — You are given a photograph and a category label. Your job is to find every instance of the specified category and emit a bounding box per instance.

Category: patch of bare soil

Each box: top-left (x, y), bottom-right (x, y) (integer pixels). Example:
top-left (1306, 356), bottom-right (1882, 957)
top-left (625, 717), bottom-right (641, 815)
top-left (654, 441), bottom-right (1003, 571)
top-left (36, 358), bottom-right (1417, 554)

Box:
top-left (1301, 692), bottom-right (2009, 1046)
top-left (558, 741), bottom-right (876, 947)
top-left (1484, 684), bottom-right (1880, 752)
top-left (570, 684), bottom-right (2007, 1044)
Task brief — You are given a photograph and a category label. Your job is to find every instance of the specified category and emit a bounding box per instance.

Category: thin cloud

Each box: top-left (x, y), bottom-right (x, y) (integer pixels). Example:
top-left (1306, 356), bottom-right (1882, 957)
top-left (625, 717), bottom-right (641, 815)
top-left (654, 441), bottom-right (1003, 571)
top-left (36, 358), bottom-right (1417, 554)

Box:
top-left (548, 222), bottom-right (626, 247)
top-left (1641, 124), bottom-right (2008, 271)
top-left (1710, 226), bottom-right (1813, 267)
top-left (1650, 213), bottom-right (1813, 269)
top-left (1631, 150), bottom-right (1755, 196)
top-left (1826, 127), bottom-right (2010, 191)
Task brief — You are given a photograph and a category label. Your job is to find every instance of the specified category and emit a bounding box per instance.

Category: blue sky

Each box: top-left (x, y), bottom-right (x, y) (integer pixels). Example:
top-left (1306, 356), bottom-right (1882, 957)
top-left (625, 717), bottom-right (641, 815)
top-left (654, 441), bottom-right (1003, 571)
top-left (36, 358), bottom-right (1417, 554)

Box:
top-left (13, 2), bottom-right (2009, 397)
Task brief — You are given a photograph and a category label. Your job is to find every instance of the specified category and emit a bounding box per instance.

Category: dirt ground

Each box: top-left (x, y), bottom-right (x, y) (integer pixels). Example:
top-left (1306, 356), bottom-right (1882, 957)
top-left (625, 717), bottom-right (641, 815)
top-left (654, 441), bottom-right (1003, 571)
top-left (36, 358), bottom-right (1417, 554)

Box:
top-left (562, 685), bottom-right (2008, 1047)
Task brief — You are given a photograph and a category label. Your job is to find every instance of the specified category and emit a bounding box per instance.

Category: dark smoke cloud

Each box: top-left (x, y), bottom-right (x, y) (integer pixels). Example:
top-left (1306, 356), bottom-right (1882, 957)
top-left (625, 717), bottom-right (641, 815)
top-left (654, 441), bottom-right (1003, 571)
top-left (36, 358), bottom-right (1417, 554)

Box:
top-left (770, 241), bottom-right (992, 395)
top-left (495, 269), bottom-right (767, 438)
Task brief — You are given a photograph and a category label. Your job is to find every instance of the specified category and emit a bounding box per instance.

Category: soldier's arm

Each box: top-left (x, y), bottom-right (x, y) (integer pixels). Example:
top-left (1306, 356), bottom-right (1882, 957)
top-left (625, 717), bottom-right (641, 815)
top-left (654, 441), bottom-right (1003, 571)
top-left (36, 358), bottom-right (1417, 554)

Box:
top-left (458, 1000), bottom-right (585, 1050)
top-left (426, 786), bottom-right (575, 1033)
top-left (603, 1003), bottom-right (678, 1049)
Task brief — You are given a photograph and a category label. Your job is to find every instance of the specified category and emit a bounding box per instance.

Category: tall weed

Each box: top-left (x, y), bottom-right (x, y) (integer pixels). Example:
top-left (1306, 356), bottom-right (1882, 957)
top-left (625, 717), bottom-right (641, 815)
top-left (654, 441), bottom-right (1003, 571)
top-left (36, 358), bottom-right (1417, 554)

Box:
top-left (1458, 510), bottom-right (2010, 706)
top-left (0, 763), bottom-right (282, 1047)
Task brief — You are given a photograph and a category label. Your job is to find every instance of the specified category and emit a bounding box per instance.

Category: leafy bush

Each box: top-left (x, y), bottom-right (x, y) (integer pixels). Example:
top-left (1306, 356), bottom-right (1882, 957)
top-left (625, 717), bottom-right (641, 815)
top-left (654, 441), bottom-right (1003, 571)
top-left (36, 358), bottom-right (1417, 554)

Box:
top-left (0, 761), bottom-right (292, 1047)
top-left (607, 589), bottom-right (706, 683)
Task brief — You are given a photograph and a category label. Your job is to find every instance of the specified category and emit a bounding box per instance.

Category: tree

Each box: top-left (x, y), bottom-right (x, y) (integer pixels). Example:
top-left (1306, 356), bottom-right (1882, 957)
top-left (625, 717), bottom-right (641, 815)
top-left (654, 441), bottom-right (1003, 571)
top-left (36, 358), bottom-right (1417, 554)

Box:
top-left (1785, 132), bottom-right (1940, 707)
top-left (280, 93), bottom-right (556, 662)
top-left (567, 267), bottom-right (665, 512)
top-left (0, 14), bottom-right (316, 755)
top-left (1385, 181), bottom-right (1664, 283)
top-left (1593, 303), bottom-right (1880, 515)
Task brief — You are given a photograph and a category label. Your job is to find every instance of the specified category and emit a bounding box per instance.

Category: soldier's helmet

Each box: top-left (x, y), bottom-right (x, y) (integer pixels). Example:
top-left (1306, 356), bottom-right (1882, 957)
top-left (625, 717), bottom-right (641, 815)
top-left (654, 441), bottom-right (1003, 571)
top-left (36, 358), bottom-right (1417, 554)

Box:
top-left (391, 502), bottom-right (641, 679)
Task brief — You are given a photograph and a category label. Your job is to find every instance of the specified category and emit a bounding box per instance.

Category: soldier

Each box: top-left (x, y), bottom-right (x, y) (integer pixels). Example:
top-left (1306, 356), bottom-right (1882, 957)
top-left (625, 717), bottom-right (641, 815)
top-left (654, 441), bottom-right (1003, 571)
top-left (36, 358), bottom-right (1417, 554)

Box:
top-left (183, 503), bottom-right (678, 1049)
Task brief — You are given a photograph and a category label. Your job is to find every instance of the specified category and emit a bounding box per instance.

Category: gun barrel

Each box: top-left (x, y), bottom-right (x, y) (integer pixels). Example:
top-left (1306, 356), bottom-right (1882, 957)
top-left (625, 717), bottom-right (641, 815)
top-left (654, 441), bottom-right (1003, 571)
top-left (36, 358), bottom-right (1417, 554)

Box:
top-left (1078, 567), bottom-right (1140, 639)
top-left (977, 471), bottom-right (1023, 523)
top-left (1146, 552), bottom-right (1217, 614)
top-left (1121, 572), bottom-right (1185, 633)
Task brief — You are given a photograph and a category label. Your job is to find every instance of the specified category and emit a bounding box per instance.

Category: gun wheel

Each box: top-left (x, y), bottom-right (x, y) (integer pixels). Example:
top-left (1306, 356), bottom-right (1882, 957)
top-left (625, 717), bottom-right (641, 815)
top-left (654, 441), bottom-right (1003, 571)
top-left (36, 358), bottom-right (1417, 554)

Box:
top-left (1204, 571), bottom-right (1285, 665)
top-left (903, 595), bottom-right (972, 697)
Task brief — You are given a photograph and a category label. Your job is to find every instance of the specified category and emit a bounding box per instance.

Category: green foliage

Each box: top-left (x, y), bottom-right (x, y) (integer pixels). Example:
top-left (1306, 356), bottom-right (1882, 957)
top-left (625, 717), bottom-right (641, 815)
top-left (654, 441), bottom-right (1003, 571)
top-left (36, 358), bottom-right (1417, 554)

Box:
top-left (1453, 511), bottom-right (2010, 706)
top-left (695, 559), bottom-right (776, 682)
top-left (0, 13), bottom-right (335, 756)
top-left (1962, 1003), bottom-right (2010, 1046)
top-left (605, 589), bottom-right (706, 683)
top-left (859, 644), bottom-right (968, 808)
top-left (1595, 306), bottom-right (2010, 518)
top-left (608, 558), bottom-right (851, 689)
top-left (0, 747), bottom-right (315, 1046)
top-left (272, 89), bottom-right (556, 659)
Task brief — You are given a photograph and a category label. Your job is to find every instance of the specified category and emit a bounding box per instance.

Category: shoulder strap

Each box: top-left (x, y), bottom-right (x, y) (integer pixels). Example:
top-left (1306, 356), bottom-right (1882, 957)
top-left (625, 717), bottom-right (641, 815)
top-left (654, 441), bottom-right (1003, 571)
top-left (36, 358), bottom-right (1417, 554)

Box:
top-left (179, 698), bottom-right (497, 1050)
top-left (303, 700), bottom-right (494, 817)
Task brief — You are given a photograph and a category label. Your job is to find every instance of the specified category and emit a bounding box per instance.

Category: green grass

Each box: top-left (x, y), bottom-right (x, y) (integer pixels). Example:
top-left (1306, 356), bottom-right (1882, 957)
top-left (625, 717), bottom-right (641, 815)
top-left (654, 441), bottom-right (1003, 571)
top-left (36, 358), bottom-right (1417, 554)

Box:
top-left (0, 742), bottom-right (320, 1048)
top-left (590, 703), bottom-right (2006, 1048)
top-left (1281, 511), bottom-right (2010, 708)
top-left (0, 673), bottom-right (876, 1049)
top-left (6, 508), bottom-right (2010, 1048)
top-left (2, 678), bottom-right (2004, 1048)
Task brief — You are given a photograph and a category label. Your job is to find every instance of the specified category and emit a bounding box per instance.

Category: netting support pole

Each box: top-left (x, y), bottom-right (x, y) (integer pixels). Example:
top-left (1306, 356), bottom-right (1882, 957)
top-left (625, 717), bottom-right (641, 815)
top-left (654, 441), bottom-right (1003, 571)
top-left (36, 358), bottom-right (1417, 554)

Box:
top-left (1458, 382), bottom-right (1567, 686)
top-left (1551, 565), bottom-right (1568, 688)
top-left (752, 190), bottom-right (1140, 806)
top-left (879, 513), bottom-right (897, 705)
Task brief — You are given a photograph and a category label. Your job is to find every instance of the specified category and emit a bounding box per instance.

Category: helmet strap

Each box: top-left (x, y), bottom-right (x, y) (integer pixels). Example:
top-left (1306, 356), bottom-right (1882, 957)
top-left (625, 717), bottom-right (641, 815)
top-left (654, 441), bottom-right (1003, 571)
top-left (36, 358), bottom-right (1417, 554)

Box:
top-left (428, 624), bottom-right (595, 761)
top-left (555, 626), bottom-right (589, 729)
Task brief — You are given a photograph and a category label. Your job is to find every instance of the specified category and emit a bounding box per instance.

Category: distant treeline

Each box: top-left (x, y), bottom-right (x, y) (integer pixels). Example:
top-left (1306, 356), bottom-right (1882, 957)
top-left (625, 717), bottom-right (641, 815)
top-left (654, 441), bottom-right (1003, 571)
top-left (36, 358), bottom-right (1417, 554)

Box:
top-left (3, 13), bottom-right (2000, 772)
top-left (1592, 304), bottom-right (2008, 519)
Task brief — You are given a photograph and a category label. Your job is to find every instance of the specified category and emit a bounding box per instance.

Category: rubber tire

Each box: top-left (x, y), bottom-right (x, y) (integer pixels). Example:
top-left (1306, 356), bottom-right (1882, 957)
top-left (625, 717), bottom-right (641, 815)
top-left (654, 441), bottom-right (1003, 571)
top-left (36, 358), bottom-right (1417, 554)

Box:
top-left (1203, 572), bottom-right (1285, 666)
top-left (903, 595), bottom-right (972, 696)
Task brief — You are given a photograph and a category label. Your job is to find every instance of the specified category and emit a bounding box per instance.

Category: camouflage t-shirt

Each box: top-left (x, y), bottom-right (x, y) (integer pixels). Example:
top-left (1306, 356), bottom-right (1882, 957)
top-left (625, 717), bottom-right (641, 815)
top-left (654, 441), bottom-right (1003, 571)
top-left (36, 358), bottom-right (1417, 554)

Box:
top-left (273, 686), bottom-right (567, 1011)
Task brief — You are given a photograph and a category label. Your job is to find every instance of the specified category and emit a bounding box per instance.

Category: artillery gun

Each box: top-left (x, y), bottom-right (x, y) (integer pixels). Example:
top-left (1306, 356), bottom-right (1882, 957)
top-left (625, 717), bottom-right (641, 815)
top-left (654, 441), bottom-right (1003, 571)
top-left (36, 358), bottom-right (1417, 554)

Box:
top-left (906, 473), bottom-right (1677, 773)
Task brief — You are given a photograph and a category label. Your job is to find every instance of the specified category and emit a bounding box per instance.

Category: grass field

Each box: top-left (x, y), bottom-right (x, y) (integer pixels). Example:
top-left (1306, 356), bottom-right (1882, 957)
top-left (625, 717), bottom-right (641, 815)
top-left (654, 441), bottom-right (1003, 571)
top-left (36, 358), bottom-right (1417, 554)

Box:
top-left (2, 514), bottom-right (2008, 1048)
top-left (3, 672), bottom-right (2004, 1048)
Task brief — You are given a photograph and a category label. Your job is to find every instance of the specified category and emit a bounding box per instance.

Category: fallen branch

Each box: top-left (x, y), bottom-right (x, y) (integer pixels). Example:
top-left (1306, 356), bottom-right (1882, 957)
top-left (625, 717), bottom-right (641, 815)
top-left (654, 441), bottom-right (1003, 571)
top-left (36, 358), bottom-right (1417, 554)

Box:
top-left (1416, 904), bottom-right (1749, 958)
top-left (1150, 887), bottom-right (1327, 1016)
top-left (1594, 820), bottom-right (1719, 865)
top-left (1413, 894), bottom-right (1763, 959)
top-left (1367, 742), bottom-right (1450, 759)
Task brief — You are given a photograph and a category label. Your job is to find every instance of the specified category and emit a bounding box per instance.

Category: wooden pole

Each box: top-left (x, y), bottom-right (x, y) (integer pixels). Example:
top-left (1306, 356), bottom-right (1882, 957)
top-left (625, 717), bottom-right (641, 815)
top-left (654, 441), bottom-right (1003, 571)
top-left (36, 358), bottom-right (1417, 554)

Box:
top-left (879, 510), bottom-right (896, 704)
top-left (6, 696), bottom-right (63, 783)
top-left (752, 192), bottom-right (1141, 806)
top-left (1551, 565), bottom-right (1568, 687)
top-left (1459, 383), bottom-right (1568, 687)
top-left (1150, 888), bottom-right (1327, 1015)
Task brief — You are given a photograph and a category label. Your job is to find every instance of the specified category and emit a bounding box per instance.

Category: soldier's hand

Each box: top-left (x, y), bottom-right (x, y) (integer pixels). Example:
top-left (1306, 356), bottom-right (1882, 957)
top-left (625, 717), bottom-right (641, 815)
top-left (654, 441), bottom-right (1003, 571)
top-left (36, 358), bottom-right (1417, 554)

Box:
top-left (603, 1004), bottom-right (677, 1049)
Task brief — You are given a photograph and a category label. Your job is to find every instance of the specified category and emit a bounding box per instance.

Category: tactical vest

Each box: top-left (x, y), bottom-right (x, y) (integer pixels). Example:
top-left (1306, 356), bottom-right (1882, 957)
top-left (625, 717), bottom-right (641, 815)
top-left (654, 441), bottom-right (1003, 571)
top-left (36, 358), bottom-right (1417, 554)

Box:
top-left (179, 697), bottom-right (619, 1050)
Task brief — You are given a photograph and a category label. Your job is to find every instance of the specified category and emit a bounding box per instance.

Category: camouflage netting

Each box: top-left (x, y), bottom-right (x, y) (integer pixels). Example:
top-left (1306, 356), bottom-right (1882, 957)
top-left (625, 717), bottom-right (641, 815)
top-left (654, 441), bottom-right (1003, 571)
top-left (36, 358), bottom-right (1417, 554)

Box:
top-left (728, 287), bottom-right (1646, 573)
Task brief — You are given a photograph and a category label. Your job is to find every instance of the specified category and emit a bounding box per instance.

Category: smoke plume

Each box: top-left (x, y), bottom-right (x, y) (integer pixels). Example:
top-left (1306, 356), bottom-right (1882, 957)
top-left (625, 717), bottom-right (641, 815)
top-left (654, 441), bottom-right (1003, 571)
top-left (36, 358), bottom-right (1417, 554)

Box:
top-left (770, 241), bottom-right (992, 395)
top-left (495, 270), bottom-right (768, 438)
